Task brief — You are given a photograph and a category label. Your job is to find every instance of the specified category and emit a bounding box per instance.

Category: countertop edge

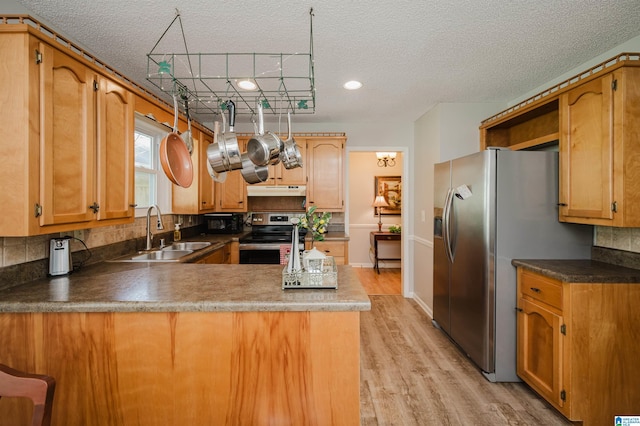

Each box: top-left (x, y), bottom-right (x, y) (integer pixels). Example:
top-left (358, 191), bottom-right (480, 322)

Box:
top-left (512, 259), bottom-right (640, 283)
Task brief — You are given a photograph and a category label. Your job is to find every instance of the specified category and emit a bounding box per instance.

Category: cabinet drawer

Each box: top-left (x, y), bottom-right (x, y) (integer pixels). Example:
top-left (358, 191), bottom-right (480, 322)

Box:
top-left (313, 241), bottom-right (345, 257)
top-left (519, 270), bottom-right (563, 310)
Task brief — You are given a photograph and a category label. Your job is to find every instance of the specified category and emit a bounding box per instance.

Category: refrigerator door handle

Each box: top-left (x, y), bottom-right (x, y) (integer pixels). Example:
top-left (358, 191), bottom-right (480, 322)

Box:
top-left (443, 187), bottom-right (455, 263)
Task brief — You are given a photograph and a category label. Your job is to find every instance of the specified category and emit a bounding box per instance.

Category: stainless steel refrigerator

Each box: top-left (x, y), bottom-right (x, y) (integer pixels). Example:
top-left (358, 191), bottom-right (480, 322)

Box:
top-left (432, 149), bottom-right (592, 382)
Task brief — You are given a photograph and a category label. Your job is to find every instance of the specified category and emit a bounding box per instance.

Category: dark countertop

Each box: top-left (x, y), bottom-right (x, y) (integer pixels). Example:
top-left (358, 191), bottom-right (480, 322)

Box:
top-left (512, 259), bottom-right (640, 283)
top-left (0, 262), bottom-right (370, 313)
top-left (0, 230), bottom-right (369, 313)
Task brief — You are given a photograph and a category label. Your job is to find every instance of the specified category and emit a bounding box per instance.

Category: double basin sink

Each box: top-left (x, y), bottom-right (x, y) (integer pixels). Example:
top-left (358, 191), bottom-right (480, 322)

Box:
top-left (111, 242), bottom-right (212, 262)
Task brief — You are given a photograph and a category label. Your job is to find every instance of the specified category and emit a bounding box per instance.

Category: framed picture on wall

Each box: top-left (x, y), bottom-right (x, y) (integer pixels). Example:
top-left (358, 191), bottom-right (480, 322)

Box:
top-left (374, 176), bottom-right (402, 215)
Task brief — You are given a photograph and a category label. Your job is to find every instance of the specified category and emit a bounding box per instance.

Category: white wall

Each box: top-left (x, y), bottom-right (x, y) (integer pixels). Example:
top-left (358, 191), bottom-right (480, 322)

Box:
top-left (411, 102), bottom-right (503, 314)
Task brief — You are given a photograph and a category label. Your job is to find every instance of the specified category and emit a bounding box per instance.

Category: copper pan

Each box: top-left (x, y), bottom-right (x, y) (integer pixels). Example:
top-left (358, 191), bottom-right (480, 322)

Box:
top-left (160, 95), bottom-right (193, 187)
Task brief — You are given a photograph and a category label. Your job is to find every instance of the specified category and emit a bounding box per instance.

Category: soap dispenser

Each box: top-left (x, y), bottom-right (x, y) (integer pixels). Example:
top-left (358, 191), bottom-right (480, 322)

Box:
top-left (174, 223), bottom-right (182, 241)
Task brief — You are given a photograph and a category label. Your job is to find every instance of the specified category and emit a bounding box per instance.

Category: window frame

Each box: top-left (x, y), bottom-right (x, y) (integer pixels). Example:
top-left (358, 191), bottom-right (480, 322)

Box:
top-left (134, 113), bottom-right (172, 217)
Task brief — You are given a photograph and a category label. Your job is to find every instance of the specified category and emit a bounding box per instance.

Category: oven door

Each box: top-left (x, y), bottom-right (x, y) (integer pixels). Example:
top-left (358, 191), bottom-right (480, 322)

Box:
top-left (239, 243), bottom-right (284, 264)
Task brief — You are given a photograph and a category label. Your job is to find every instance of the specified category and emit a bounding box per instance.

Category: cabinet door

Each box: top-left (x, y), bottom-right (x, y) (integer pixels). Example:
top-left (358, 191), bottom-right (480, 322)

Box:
top-left (517, 298), bottom-right (565, 411)
top-left (257, 138), bottom-right (307, 186)
top-left (307, 138), bottom-right (344, 211)
top-left (39, 43), bottom-right (95, 226)
top-left (96, 76), bottom-right (134, 221)
top-left (311, 240), bottom-right (347, 265)
top-left (199, 132), bottom-right (215, 212)
top-left (216, 138), bottom-right (247, 212)
top-left (559, 74), bottom-right (614, 223)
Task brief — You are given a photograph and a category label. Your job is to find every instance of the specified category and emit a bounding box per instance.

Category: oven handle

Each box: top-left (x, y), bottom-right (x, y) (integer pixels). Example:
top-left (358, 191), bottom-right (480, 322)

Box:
top-left (239, 243), bottom-right (289, 250)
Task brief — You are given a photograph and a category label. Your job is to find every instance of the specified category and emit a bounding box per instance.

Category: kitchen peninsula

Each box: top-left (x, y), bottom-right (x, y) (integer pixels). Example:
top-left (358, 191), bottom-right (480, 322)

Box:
top-left (0, 262), bottom-right (370, 425)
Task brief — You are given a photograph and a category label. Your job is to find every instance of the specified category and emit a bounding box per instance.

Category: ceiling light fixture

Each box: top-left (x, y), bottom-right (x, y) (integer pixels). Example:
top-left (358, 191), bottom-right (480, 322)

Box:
top-left (343, 80), bottom-right (363, 90)
top-left (237, 79), bottom-right (258, 91)
top-left (376, 152), bottom-right (396, 167)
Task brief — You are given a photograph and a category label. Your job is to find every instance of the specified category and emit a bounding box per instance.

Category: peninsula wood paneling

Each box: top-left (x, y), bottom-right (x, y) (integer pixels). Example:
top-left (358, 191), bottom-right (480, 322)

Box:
top-left (0, 311), bottom-right (360, 425)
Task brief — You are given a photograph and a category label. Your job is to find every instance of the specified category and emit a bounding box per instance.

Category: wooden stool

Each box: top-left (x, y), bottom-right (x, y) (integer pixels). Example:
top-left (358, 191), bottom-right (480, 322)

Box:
top-left (0, 364), bottom-right (55, 426)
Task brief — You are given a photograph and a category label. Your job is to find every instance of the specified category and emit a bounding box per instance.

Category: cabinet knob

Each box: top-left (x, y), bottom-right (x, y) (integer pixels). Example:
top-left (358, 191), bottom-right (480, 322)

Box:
top-left (88, 202), bottom-right (100, 213)
top-left (530, 287), bottom-right (541, 293)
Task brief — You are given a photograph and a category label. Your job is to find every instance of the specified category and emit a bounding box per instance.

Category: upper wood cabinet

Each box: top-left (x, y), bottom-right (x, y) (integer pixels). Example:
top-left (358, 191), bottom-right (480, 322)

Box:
top-left (38, 41), bottom-right (96, 227)
top-left (96, 76), bottom-right (135, 221)
top-left (306, 137), bottom-right (346, 212)
top-left (172, 129), bottom-right (216, 214)
top-left (215, 137), bottom-right (248, 212)
top-left (480, 54), bottom-right (640, 227)
top-left (0, 29), bottom-right (135, 236)
top-left (256, 137), bottom-right (307, 186)
top-left (559, 67), bottom-right (640, 226)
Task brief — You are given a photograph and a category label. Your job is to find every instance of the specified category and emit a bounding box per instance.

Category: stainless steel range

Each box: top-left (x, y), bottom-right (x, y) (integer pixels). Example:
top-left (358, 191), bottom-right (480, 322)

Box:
top-left (239, 213), bottom-right (307, 264)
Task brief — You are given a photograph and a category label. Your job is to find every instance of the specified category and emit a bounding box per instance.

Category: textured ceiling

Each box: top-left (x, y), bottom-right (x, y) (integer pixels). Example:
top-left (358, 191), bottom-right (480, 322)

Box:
top-left (12, 0), bottom-right (640, 126)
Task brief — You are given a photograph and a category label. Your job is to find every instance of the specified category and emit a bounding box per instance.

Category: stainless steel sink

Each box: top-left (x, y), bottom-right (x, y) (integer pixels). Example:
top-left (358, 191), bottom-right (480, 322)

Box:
top-left (109, 241), bottom-right (213, 262)
top-left (163, 242), bottom-right (211, 251)
top-left (110, 249), bottom-right (193, 262)
top-left (132, 250), bottom-right (193, 261)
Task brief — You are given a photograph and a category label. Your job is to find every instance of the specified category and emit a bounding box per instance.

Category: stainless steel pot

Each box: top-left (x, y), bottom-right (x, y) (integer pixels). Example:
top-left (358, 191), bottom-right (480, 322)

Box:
top-left (220, 100), bottom-right (242, 170)
top-left (207, 121), bottom-right (227, 182)
top-left (207, 100), bottom-right (242, 173)
top-left (240, 152), bottom-right (269, 184)
top-left (279, 112), bottom-right (303, 169)
top-left (247, 102), bottom-right (283, 166)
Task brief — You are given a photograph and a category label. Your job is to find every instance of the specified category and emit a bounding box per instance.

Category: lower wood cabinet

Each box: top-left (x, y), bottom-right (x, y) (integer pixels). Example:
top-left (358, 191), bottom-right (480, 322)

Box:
top-left (0, 310), bottom-right (361, 425)
top-left (516, 267), bottom-right (640, 425)
top-left (306, 240), bottom-right (349, 265)
top-left (195, 244), bottom-right (230, 264)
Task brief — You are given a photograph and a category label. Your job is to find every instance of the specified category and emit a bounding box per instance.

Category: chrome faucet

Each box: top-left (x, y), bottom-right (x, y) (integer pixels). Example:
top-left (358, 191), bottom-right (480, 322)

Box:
top-left (146, 205), bottom-right (165, 250)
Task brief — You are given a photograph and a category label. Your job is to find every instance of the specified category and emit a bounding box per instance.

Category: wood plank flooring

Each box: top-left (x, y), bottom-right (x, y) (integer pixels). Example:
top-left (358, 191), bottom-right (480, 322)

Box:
top-left (354, 267), bottom-right (401, 295)
top-left (358, 268), bottom-right (571, 425)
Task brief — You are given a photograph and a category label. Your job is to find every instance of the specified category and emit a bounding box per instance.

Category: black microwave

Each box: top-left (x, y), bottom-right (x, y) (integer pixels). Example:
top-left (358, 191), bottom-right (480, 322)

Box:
top-left (204, 213), bottom-right (244, 234)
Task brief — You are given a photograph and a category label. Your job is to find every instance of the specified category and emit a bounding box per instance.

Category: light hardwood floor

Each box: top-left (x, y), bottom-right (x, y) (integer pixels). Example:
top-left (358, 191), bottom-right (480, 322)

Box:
top-left (357, 268), bottom-right (571, 425)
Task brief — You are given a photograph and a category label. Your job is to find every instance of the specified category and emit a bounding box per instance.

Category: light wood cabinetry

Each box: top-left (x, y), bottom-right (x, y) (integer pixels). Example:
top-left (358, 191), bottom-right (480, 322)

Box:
top-left (95, 76), bottom-right (135, 221)
top-left (516, 267), bottom-right (640, 425)
top-left (257, 137), bottom-right (307, 186)
top-left (307, 240), bottom-right (349, 265)
top-left (559, 67), bottom-right (640, 226)
top-left (172, 129), bottom-right (216, 214)
top-left (0, 310), bottom-right (361, 425)
top-left (480, 100), bottom-right (559, 151)
top-left (0, 27), bottom-right (134, 236)
top-left (480, 54), bottom-right (640, 227)
top-left (306, 137), bottom-right (346, 212)
top-left (215, 137), bottom-right (248, 212)
top-left (195, 244), bottom-right (230, 264)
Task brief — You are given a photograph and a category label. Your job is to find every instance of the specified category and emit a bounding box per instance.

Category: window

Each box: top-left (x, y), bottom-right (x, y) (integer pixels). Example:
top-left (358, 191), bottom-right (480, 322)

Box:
top-left (134, 114), bottom-right (171, 216)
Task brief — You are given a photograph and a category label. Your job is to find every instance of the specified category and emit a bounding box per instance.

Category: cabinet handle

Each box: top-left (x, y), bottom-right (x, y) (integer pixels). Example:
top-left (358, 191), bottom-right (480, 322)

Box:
top-left (530, 287), bottom-right (541, 293)
top-left (88, 202), bottom-right (100, 213)
top-left (515, 307), bottom-right (523, 312)
top-left (557, 203), bottom-right (567, 207)
top-left (129, 203), bottom-right (138, 208)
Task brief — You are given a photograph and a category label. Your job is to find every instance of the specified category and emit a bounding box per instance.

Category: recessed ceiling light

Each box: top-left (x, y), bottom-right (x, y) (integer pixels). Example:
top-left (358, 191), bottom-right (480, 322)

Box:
top-left (343, 80), bottom-right (363, 90)
top-left (237, 79), bottom-right (258, 90)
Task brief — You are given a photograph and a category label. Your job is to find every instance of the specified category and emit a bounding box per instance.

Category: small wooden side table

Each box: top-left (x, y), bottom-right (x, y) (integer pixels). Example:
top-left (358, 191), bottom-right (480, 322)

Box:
top-left (370, 232), bottom-right (401, 274)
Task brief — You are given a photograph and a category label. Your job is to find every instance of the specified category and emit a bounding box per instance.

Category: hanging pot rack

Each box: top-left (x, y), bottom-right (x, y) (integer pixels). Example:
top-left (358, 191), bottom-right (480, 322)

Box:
top-left (146, 8), bottom-right (316, 121)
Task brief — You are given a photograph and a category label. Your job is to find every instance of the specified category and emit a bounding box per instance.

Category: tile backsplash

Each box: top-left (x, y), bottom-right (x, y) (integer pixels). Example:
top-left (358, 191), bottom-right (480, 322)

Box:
top-left (0, 215), bottom-right (198, 268)
top-left (595, 226), bottom-right (640, 253)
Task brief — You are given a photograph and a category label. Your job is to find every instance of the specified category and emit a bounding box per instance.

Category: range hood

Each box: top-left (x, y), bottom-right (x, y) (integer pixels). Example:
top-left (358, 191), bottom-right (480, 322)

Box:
top-left (246, 185), bottom-right (307, 197)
